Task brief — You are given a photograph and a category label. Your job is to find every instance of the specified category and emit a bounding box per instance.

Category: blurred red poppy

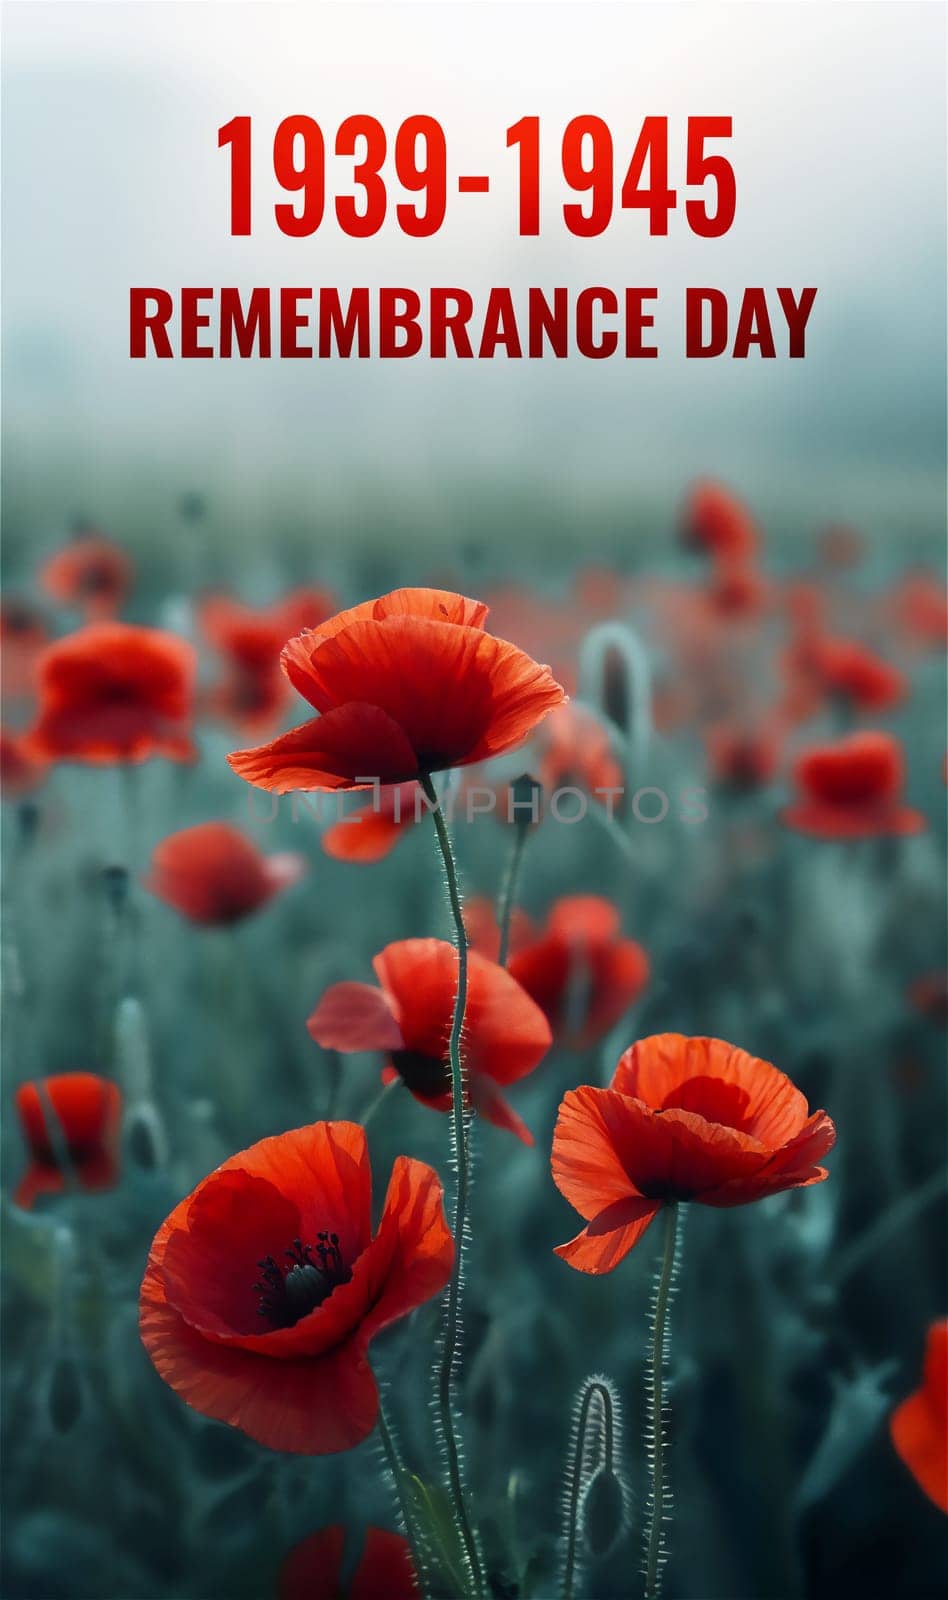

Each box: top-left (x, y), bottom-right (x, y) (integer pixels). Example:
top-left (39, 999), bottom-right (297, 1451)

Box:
top-left (705, 722), bottom-right (781, 791)
top-left (139, 1121), bottom-right (452, 1454)
top-left (817, 523), bottom-right (866, 570)
top-left (681, 482), bottom-right (760, 563)
top-left (908, 971), bottom-right (948, 1025)
top-left (782, 731), bottom-right (925, 838)
top-left (890, 1321), bottom-right (948, 1513)
top-left (1, 598), bottom-right (49, 702)
top-left (468, 896), bottom-right (649, 1050)
top-left (143, 822), bottom-right (305, 924)
top-left (552, 1033), bottom-right (834, 1272)
top-left (887, 572), bottom-right (948, 652)
top-left (706, 561), bottom-right (769, 620)
top-left (537, 704), bottom-right (623, 798)
top-left (14, 1072), bottom-right (122, 1208)
top-left (279, 1526), bottom-right (416, 1600)
top-left (39, 531), bottom-right (133, 620)
top-left (785, 635), bottom-right (907, 715)
top-left (308, 937), bottom-right (552, 1144)
top-left (322, 783), bottom-right (422, 863)
top-left (200, 589), bottom-right (335, 733)
top-left (27, 622), bottom-right (196, 765)
top-left (227, 588), bottom-right (565, 793)
top-left (0, 729), bottom-right (48, 799)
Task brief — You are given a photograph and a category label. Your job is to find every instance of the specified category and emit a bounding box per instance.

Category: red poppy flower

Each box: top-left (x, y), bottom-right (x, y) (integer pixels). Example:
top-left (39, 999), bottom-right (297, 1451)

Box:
top-left (537, 704), bottom-right (623, 798)
top-left (14, 1072), bottom-right (122, 1208)
top-left (890, 1321), bottom-right (948, 1513)
top-left (468, 897), bottom-right (649, 1050)
top-left (200, 589), bottom-right (335, 733)
top-left (279, 1526), bottom-right (416, 1600)
top-left (322, 783), bottom-right (422, 863)
top-left (27, 622), bottom-right (196, 765)
top-left (785, 635), bottom-right (907, 715)
top-left (1, 598), bottom-right (49, 702)
top-left (552, 1033), bottom-right (835, 1272)
top-left (307, 938), bottom-right (552, 1144)
top-left (782, 731), bottom-right (925, 839)
top-left (227, 588), bottom-right (565, 793)
top-left (682, 482), bottom-right (760, 563)
top-left (143, 822), bottom-right (305, 924)
top-left (139, 1121), bottom-right (452, 1454)
top-left (39, 531), bottom-right (133, 620)
top-left (705, 723), bottom-right (781, 791)
top-left (0, 729), bottom-right (48, 799)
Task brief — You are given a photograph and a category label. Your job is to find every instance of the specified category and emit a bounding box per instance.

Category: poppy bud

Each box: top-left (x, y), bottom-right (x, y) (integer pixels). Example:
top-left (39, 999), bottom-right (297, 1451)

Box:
top-left (561, 1374), bottom-right (626, 1593)
top-left (578, 621), bottom-right (653, 774)
top-left (581, 1464), bottom-right (628, 1559)
top-left (115, 998), bottom-right (168, 1169)
top-left (508, 772), bottom-right (543, 828)
top-left (102, 864), bottom-right (130, 915)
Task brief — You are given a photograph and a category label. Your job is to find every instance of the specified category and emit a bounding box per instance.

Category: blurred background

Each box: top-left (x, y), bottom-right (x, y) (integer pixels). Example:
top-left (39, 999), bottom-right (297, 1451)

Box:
top-left (2, 4), bottom-right (946, 1598)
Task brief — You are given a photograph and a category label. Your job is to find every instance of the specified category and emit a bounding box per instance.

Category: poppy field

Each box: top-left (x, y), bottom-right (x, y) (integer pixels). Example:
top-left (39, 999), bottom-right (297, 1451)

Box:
top-left (1, 484), bottom-right (946, 1599)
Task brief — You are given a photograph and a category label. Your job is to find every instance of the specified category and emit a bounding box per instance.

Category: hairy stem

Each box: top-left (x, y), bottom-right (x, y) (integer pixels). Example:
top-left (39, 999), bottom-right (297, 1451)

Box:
top-left (643, 1203), bottom-right (680, 1600)
top-left (377, 1394), bottom-right (432, 1600)
top-left (420, 774), bottom-right (485, 1598)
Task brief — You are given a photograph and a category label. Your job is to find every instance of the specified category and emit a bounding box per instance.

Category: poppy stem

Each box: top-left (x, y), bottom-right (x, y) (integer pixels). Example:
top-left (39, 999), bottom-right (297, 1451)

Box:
top-left (643, 1202), bottom-right (682, 1600)
top-left (420, 773), bottom-right (486, 1599)
top-left (496, 822), bottom-right (528, 968)
top-left (360, 1074), bottom-right (401, 1130)
top-left (377, 1394), bottom-right (433, 1600)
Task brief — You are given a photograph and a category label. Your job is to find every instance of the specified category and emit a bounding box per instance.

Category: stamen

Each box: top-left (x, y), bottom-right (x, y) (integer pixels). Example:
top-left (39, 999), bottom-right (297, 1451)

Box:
top-left (253, 1232), bottom-right (351, 1328)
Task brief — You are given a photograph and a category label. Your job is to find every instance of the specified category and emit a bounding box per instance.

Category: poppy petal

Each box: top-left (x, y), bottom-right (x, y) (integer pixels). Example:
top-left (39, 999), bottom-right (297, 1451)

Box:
top-left (546, 896), bottom-right (621, 946)
top-left (891, 1390), bottom-right (948, 1512)
top-left (278, 1526), bottom-right (346, 1600)
top-left (139, 1276), bottom-right (378, 1454)
top-left (360, 1156), bottom-right (454, 1342)
top-left (322, 812), bottom-right (404, 862)
top-left (289, 617), bottom-right (563, 773)
top-left (554, 1197), bottom-right (661, 1273)
top-left (462, 950), bottom-right (553, 1086)
top-left (372, 939), bottom-right (551, 1088)
top-left (283, 587), bottom-right (491, 703)
top-left (168, 1122), bottom-right (373, 1267)
top-left (308, 984), bottom-right (405, 1053)
top-left (551, 1086), bottom-right (647, 1221)
top-left (473, 1079), bottom-right (534, 1145)
top-left (228, 703), bottom-right (420, 792)
top-left (891, 1322), bottom-right (948, 1512)
top-left (612, 1034), bottom-right (810, 1147)
top-left (699, 1111), bottom-right (837, 1206)
top-left (351, 1529), bottom-right (418, 1600)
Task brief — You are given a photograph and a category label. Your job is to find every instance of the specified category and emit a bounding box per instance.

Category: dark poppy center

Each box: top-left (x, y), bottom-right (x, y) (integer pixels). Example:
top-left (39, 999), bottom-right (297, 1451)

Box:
top-left (253, 1234), bottom-right (351, 1329)
top-left (390, 1048), bottom-right (451, 1099)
